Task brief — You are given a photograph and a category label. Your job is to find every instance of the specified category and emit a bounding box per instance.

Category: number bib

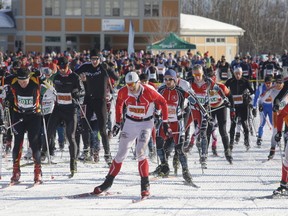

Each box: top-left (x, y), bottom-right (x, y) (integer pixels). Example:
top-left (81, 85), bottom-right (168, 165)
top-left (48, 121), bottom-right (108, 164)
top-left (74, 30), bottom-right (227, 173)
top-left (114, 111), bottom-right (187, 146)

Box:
top-left (127, 105), bottom-right (146, 117)
top-left (233, 95), bottom-right (243, 105)
top-left (57, 93), bottom-right (72, 105)
top-left (18, 96), bottom-right (33, 109)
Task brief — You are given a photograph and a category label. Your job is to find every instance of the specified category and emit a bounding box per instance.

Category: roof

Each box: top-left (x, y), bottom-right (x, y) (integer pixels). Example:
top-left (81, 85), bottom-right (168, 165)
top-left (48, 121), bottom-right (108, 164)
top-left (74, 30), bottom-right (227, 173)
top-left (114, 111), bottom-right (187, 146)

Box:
top-left (0, 9), bottom-right (16, 28)
top-left (180, 13), bottom-right (245, 36)
top-left (147, 32), bottom-right (196, 50)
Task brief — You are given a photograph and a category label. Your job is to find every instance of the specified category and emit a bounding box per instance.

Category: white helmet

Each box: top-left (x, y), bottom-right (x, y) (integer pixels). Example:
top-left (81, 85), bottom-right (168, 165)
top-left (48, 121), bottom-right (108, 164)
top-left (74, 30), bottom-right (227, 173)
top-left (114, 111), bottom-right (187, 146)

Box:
top-left (125, 71), bottom-right (139, 83)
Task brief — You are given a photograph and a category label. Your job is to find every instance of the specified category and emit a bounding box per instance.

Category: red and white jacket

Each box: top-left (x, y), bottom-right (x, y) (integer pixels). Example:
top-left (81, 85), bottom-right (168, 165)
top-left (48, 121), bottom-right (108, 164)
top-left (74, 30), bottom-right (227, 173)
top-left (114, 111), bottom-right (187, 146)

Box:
top-left (115, 84), bottom-right (168, 123)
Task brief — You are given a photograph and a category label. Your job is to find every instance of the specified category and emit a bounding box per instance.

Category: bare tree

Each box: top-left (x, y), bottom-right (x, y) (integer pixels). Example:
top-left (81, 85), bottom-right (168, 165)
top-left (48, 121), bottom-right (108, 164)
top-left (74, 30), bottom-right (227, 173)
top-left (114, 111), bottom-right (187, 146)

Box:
top-left (181, 0), bottom-right (288, 55)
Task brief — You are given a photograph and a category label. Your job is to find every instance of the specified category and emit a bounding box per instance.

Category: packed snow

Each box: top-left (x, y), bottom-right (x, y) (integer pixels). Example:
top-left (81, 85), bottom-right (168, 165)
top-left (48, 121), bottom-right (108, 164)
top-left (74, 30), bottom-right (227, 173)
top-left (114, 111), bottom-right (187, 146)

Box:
top-left (1, 105), bottom-right (288, 216)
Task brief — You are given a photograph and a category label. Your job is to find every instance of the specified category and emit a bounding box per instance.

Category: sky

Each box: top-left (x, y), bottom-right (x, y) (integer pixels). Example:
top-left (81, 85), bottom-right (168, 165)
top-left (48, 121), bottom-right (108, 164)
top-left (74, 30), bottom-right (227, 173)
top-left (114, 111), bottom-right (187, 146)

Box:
top-left (1, 106), bottom-right (288, 216)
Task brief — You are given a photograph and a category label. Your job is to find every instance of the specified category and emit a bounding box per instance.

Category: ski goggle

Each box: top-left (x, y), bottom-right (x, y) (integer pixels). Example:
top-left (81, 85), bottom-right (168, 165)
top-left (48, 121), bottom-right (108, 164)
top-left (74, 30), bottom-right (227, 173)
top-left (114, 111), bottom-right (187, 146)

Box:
top-left (192, 73), bottom-right (202, 77)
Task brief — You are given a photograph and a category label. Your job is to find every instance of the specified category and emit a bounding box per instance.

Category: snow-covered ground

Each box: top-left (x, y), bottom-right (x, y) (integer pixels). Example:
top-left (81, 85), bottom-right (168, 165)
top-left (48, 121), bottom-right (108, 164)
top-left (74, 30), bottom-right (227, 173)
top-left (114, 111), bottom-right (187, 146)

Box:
top-left (1, 113), bottom-right (288, 216)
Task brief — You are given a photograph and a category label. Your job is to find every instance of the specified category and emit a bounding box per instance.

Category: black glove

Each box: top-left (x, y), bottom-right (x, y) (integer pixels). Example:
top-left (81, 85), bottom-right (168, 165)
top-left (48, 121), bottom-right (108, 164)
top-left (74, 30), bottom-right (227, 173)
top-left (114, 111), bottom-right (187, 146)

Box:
top-left (223, 98), bottom-right (231, 107)
top-left (258, 104), bottom-right (263, 112)
top-left (252, 108), bottom-right (257, 117)
top-left (72, 90), bottom-right (80, 100)
top-left (112, 122), bottom-right (121, 137)
top-left (275, 131), bottom-right (282, 142)
top-left (273, 99), bottom-right (280, 112)
top-left (162, 122), bottom-right (171, 137)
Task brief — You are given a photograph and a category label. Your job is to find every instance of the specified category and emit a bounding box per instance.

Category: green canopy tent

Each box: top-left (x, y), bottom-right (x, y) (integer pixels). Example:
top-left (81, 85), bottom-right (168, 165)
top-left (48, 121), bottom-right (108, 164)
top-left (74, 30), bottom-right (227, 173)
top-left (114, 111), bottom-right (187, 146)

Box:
top-left (147, 32), bottom-right (196, 50)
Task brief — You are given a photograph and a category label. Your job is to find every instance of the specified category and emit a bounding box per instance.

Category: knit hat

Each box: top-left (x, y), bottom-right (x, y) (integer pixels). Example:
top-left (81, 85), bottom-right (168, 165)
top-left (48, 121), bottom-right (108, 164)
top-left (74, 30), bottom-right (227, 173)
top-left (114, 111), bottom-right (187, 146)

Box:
top-left (164, 69), bottom-right (177, 82)
top-left (264, 76), bottom-right (273, 83)
top-left (275, 74), bottom-right (283, 82)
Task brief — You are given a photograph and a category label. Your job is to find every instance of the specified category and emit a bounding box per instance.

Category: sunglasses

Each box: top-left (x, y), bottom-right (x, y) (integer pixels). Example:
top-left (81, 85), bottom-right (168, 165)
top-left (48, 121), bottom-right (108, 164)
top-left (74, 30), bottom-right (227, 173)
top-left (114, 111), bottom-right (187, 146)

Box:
top-left (192, 73), bottom-right (202, 77)
top-left (91, 57), bottom-right (100, 61)
top-left (276, 81), bottom-right (283, 84)
top-left (59, 64), bottom-right (67, 69)
top-left (164, 78), bottom-right (174, 82)
top-left (126, 82), bottom-right (137, 87)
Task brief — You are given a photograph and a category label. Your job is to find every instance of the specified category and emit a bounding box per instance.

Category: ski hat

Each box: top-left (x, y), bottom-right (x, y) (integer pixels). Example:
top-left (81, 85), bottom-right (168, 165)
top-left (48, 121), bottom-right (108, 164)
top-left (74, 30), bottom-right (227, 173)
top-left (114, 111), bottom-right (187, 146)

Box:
top-left (275, 74), bottom-right (283, 82)
top-left (17, 68), bottom-right (31, 80)
top-left (264, 76), bottom-right (273, 83)
top-left (125, 71), bottom-right (139, 83)
top-left (57, 57), bottom-right (69, 68)
top-left (233, 67), bottom-right (242, 73)
top-left (164, 69), bottom-right (177, 82)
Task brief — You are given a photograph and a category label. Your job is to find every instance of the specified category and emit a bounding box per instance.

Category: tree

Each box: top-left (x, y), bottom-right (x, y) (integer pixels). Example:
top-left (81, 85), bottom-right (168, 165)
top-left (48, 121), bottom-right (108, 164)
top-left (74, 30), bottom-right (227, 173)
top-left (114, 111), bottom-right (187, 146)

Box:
top-left (181, 0), bottom-right (288, 56)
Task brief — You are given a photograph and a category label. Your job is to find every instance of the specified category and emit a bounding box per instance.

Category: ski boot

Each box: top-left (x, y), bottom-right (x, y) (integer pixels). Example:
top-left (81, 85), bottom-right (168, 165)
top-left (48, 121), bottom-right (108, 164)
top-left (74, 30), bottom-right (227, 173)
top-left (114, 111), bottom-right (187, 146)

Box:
top-left (256, 137), bottom-right (262, 148)
top-left (235, 132), bottom-right (240, 143)
top-left (94, 174), bottom-right (115, 195)
top-left (158, 163), bottom-right (170, 177)
top-left (273, 181), bottom-right (288, 196)
top-left (224, 149), bottom-right (233, 164)
top-left (212, 146), bottom-right (218, 156)
top-left (24, 147), bottom-right (33, 160)
top-left (244, 138), bottom-right (250, 151)
top-left (173, 154), bottom-right (180, 176)
top-left (11, 163), bottom-right (21, 183)
top-left (91, 148), bottom-right (99, 163)
top-left (140, 177), bottom-right (150, 198)
top-left (200, 155), bottom-right (207, 169)
top-left (34, 164), bottom-right (43, 184)
top-left (104, 153), bottom-right (112, 166)
top-left (78, 149), bottom-right (89, 161)
top-left (59, 142), bottom-right (64, 151)
top-left (69, 159), bottom-right (77, 178)
top-left (182, 168), bottom-right (193, 184)
top-left (268, 147), bottom-right (275, 160)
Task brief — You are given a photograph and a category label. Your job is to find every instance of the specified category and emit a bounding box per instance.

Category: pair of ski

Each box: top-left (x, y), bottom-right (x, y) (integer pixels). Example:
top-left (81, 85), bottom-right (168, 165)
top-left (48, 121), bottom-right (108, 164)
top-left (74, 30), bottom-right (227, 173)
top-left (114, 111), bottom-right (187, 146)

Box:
top-left (1, 181), bottom-right (42, 189)
top-left (64, 191), bottom-right (150, 203)
top-left (150, 175), bottom-right (200, 188)
top-left (247, 193), bottom-right (288, 200)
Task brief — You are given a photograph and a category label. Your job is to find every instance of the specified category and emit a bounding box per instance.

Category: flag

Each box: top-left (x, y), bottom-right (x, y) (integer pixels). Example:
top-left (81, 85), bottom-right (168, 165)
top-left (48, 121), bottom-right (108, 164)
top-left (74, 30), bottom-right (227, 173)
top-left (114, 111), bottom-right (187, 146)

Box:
top-left (128, 20), bottom-right (135, 58)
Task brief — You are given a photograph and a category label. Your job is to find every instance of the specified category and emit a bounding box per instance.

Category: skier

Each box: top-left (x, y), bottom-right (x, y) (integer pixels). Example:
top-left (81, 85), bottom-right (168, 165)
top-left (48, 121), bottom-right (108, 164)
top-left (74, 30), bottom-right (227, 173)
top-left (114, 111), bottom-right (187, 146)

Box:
top-left (252, 76), bottom-right (273, 147)
top-left (93, 71), bottom-right (168, 199)
top-left (5, 68), bottom-right (45, 184)
top-left (75, 49), bottom-right (119, 166)
top-left (225, 67), bottom-right (254, 151)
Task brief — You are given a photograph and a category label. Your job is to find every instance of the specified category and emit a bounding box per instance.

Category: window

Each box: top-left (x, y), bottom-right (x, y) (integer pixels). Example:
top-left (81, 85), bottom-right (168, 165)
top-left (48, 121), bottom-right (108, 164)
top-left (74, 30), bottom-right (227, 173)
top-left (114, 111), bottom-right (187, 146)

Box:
top-left (45, 0), bottom-right (60, 16)
top-left (123, 0), bottom-right (138, 17)
top-left (65, 0), bottom-right (81, 16)
top-left (207, 37), bottom-right (226, 43)
top-left (105, 0), bottom-right (120, 16)
top-left (144, 0), bottom-right (159, 17)
top-left (85, 0), bottom-right (100, 16)
top-left (45, 46), bottom-right (61, 54)
top-left (66, 36), bottom-right (77, 43)
top-left (216, 38), bottom-right (226, 43)
top-left (45, 36), bottom-right (61, 42)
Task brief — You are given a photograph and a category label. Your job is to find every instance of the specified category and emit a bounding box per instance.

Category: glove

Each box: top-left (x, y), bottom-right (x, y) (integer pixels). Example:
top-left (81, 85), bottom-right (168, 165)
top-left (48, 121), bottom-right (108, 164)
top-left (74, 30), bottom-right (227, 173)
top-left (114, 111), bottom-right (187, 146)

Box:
top-left (252, 108), bottom-right (257, 117)
top-left (223, 98), bottom-right (231, 107)
top-left (162, 122), bottom-right (172, 137)
top-left (275, 131), bottom-right (282, 142)
top-left (72, 90), bottom-right (80, 100)
top-left (258, 104), bottom-right (263, 112)
top-left (273, 99), bottom-right (280, 112)
top-left (112, 122), bottom-right (121, 137)
top-left (230, 108), bottom-right (236, 121)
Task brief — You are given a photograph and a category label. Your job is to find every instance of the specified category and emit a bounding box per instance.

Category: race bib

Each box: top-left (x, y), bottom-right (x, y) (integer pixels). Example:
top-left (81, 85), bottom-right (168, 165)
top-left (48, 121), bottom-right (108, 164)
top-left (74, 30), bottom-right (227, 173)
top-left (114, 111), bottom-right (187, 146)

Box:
top-left (57, 93), bottom-right (72, 105)
top-left (18, 96), bottom-right (33, 109)
top-left (233, 95), bottom-right (243, 105)
top-left (127, 105), bottom-right (146, 117)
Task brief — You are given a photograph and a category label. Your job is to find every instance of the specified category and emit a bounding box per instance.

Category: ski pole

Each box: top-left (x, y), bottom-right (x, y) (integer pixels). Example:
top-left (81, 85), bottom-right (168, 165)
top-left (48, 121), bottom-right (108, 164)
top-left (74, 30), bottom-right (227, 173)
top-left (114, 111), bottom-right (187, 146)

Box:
top-left (0, 133), bottom-right (2, 180)
top-left (42, 114), bottom-right (54, 180)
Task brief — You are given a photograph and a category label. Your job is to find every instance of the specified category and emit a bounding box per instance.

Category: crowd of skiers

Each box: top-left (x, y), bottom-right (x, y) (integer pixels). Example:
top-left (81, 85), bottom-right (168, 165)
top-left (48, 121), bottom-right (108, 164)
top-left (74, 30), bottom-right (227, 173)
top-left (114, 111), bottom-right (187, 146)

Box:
top-left (0, 48), bottom-right (288, 198)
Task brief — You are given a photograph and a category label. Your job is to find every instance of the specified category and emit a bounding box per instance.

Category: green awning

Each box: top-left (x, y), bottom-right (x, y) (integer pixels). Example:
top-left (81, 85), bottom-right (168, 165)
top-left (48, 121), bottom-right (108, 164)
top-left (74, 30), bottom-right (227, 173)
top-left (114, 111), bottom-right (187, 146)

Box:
top-left (147, 32), bottom-right (196, 50)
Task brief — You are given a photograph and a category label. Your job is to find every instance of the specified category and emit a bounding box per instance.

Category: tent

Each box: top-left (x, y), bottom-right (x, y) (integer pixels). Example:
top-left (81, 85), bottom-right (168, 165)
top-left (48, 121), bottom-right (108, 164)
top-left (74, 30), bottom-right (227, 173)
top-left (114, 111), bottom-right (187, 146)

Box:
top-left (147, 32), bottom-right (196, 50)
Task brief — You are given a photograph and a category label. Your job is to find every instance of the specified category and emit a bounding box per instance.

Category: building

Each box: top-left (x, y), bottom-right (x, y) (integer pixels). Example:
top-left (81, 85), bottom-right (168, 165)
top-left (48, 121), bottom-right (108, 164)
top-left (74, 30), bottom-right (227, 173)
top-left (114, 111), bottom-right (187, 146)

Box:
top-left (1, 0), bottom-right (244, 61)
